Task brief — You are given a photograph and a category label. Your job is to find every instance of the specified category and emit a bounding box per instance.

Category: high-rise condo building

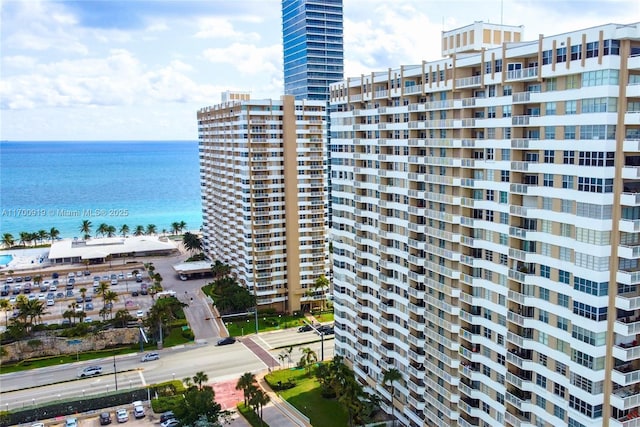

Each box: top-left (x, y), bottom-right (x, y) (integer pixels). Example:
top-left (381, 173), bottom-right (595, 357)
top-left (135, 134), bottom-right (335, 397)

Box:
top-left (329, 21), bottom-right (640, 427)
top-left (282, 0), bottom-right (344, 101)
top-left (198, 94), bottom-right (329, 313)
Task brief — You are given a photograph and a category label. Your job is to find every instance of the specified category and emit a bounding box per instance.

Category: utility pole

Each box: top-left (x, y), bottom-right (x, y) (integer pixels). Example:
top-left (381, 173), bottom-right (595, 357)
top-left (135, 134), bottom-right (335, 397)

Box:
top-left (113, 353), bottom-right (118, 391)
top-left (305, 320), bottom-right (325, 361)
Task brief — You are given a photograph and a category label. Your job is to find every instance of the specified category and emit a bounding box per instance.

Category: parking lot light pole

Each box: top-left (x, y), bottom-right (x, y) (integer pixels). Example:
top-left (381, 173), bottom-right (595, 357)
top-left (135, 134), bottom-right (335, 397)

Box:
top-left (113, 353), bottom-right (118, 391)
top-left (305, 320), bottom-right (324, 361)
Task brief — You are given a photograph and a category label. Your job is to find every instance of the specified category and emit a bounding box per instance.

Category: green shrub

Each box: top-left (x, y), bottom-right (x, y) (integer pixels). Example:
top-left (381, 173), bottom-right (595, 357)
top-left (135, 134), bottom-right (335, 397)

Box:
top-left (151, 395), bottom-right (184, 413)
top-left (181, 328), bottom-right (194, 340)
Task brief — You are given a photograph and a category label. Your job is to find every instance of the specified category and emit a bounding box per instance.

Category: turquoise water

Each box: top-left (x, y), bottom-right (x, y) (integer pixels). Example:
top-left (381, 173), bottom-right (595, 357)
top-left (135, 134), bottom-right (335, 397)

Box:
top-left (0, 255), bottom-right (12, 265)
top-left (0, 141), bottom-right (203, 239)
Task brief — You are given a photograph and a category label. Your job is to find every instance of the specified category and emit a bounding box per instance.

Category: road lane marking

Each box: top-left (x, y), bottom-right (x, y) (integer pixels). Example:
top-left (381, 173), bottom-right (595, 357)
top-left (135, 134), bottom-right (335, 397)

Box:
top-left (138, 370), bottom-right (146, 386)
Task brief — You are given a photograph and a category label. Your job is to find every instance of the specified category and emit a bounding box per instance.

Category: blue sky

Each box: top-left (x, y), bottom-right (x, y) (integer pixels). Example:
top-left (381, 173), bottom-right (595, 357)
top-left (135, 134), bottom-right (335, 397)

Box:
top-left (1, 0), bottom-right (638, 141)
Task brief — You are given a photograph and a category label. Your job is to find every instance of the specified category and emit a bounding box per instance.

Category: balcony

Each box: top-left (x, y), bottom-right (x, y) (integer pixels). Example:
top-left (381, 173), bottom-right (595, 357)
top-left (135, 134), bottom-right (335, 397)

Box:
top-left (616, 316), bottom-right (640, 336)
top-left (613, 362), bottom-right (640, 386)
top-left (619, 270), bottom-right (640, 286)
top-left (505, 66), bottom-right (538, 81)
top-left (612, 386), bottom-right (640, 410)
top-left (618, 294), bottom-right (640, 311)
top-left (456, 75), bottom-right (482, 88)
top-left (621, 193), bottom-right (640, 207)
top-left (614, 341), bottom-right (640, 362)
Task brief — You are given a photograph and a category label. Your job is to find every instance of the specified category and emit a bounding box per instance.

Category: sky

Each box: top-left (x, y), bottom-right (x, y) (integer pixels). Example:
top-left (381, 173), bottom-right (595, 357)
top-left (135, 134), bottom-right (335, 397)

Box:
top-left (1, 0), bottom-right (638, 141)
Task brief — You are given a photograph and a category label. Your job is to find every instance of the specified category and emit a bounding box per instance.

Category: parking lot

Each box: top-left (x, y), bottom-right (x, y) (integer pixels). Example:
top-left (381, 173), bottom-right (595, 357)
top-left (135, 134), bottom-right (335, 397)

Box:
top-left (1, 266), bottom-right (157, 327)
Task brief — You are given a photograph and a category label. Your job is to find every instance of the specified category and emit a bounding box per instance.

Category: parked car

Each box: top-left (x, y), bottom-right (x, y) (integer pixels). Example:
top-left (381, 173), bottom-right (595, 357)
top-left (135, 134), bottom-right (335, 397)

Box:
top-left (65, 418), bottom-right (78, 427)
top-left (85, 302), bottom-right (94, 310)
top-left (298, 324), bottom-right (313, 332)
top-left (52, 272), bottom-right (59, 279)
top-left (160, 419), bottom-right (179, 427)
top-left (46, 299), bottom-right (55, 306)
top-left (132, 401), bottom-right (145, 419)
top-left (141, 352), bottom-right (159, 362)
top-left (78, 365), bottom-right (103, 377)
top-left (160, 411), bottom-right (175, 423)
top-left (131, 290), bottom-right (139, 297)
top-left (115, 408), bottom-right (128, 423)
top-left (99, 412), bottom-right (112, 425)
top-left (216, 337), bottom-right (236, 346)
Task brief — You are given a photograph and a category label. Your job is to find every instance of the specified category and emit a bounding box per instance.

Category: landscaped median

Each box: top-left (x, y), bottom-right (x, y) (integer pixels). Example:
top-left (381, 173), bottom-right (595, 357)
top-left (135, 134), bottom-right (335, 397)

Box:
top-left (263, 356), bottom-right (390, 427)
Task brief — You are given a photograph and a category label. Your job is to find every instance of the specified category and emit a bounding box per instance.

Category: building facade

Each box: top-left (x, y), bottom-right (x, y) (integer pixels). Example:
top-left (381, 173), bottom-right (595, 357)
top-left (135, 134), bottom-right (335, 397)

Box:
top-left (198, 95), bottom-right (329, 313)
top-left (282, 0), bottom-right (344, 101)
top-left (329, 22), bottom-right (640, 427)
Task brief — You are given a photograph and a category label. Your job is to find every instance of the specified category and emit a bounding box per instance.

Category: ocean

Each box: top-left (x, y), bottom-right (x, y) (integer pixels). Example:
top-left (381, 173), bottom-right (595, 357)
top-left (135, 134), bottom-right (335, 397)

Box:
top-left (0, 141), bottom-right (203, 240)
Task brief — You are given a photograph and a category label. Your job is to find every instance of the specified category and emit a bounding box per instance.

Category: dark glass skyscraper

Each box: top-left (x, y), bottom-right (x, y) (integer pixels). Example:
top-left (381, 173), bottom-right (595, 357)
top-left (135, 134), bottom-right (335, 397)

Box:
top-left (282, 0), bottom-right (344, 101)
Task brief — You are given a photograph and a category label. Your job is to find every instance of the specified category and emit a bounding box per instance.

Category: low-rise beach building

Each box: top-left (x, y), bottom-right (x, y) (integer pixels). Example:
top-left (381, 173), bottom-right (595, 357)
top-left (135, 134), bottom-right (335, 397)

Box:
top-left (48, 236), bottom-right (178, 265)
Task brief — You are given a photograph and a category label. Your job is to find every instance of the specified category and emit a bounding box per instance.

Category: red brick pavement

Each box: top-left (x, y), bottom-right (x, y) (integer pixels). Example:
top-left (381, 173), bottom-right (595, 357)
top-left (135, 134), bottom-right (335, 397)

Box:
top-left (212, 378), bottom-right (244, 410)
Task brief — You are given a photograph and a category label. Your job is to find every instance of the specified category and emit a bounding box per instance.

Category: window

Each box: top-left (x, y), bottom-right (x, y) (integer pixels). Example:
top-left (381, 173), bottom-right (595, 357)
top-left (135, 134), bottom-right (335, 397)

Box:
top-left (565, 126), bottom-right (576, 139)
top-left (540, 265), bottom-right (550, 278)
top-left (540, 287), bottom-right (549, 301)
top-left (500, 212), bottom-right (509, 224)
top-left (573, 301), bottom-right (607, 321)
top-left (556, 361), bottom-right (567, 375)
top-left (559, 175), bottom-right (574, 189)
top-left (542, 50), bottom-right (552, 65)
top-left (604, 39), bottom-right (620, 55)
top-left (536, 373), bottom-right (547, 389)
top-left (539, 354), bottom-right (547, 366)
top-left (539, 309), bottom-right (549, 323)
top-left (501, 149), bottom-right (510, 161)
top-left (582, 69), bottom-right (620, 87)
top-left (563, 150), bottom-right (575, 164)
top-left (546, 78), bottom-right (557, 91)
top-left (574, 276), bottom-right (608, 296)
top-left (555, 383), bottom-right (566, 398)
top-left (499, 191), bottom-right (508, 203)
top-left (578, 151), bottom-right (615, 166)
top-left (503, 85), bottom-right (512, 96)
top-left (586, 41), bottom-right (599, 58)
top-left (557, 316), bottom-right (568, 331)
top-left (569, 394), bottom-right (602, 418)
top-left (486, 190), bottom-right (494, 201)
top-left (545, 126), bottom-right (556, 139)
top-left (501, 171), bottom-right (510, 182)
top-left (566, 74), bottom-right (579, 89)
top-left (487, 106), bottom-right (496, 118)
top-left (582, 97), bottom-right (617, 113)
top-left (536, 395), bottom-right (547, 410)
top-left (558, 293), bottom-right (569, 307)
top-left (556, 47), bottom-right (567, 63)
top-left (559, 270), bottom-right (570, 284)
top-left (544, 150), bottom-right (554, 163)
top-left (570, 44), bottom-right (582, 60)
top-left (502, 105), bottom-right (512, 117)
top-left (578, 177), bottom-right (614, 193)
top-left (544, 174), bottom-right (554, 187)
top-left (566, 100), bottom-right (577, 114)
top-left (495, 59), bottom-right (502, 72)
top-left (546, 102), bottom-right (557, 115)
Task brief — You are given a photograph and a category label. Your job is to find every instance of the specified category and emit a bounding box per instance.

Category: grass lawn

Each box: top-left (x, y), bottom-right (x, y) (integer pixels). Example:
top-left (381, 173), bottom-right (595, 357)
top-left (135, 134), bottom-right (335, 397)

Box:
top-left (237, 403), bottom-right (270, 427)
top-left (312, 311), bottom-right (334, 323)
top-left (0, 325), bottom-right (192, 374)
top-left (266, 368), bottom-right (349, 427)
top-left (224, 314), bottom-right (310, 337)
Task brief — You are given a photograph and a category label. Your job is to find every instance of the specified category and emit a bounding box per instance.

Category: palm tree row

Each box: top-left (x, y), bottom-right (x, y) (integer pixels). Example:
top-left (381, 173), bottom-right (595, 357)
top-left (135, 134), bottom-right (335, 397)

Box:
top-left (2, 227), bottom-right (60, 248)
top-left (235, 372), bottom-right (270, 425)
top-left (9, 295), bottom-right (48, 335)
top-left (0, 219), bottom-right (190, 249)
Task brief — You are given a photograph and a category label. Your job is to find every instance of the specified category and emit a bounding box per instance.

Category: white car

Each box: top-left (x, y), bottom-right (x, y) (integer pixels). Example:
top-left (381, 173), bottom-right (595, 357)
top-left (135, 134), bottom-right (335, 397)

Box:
top-left (78, 365), bottom-right (103, 377)
top-left (116, 408), bottom-right (128, 423)
top-left (141, 352), bottom-right (159, 362)
top-left (65, 418), bottom-right (78, 427)
top-left (136, 310), bottom-right (145, 318)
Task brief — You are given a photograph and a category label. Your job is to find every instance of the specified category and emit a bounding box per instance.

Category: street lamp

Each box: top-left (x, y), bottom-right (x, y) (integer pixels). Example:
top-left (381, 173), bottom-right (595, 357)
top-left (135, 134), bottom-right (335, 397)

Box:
top-left (113, 353), bottom-right (118, 391)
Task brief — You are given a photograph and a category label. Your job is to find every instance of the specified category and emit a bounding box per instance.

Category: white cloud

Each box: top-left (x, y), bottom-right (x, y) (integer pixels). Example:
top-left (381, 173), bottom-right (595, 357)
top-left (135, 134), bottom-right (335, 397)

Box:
top-left (202, 43), bottom-right (281, 76)
top-left (194, 17), bottom-right (260, 42)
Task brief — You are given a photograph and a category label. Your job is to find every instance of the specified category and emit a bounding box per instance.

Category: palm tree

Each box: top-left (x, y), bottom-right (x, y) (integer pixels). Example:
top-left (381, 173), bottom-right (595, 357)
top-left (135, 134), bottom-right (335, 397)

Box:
top-left (49, 227), bottom-right (60, 243)
top-left (211, 260), bottom-right (231, 279)
top-left (134, 225), bottom-right (145, 236)
top-left (382, 368), bottom-right (402, 427)
top-left (236, 372), bottom-right (257, 406)
top-left (146, 224), bottom-right (157, 235)
top-left (62, 309), bottom-right (75, 326)
top-left (171, 222), bottom-right (181, 235)
top-left (178, 221), bottom-right (187, 233)
top-left (192, 371), bottom-right (208, 389)
top-left (79, 287), bottom-right (87, 309)
top-left (80, 220), bottom-right (92, 239)
top-left (96, 281), bottom-right (110, 305)
top-left (119, 224), bottom-right (130, 237)
top-left (97, 223), bottom-right (109, 237)
top-left (19, 231), bottom-right (31, 247)
top-left (0, 298), bottom-right (11, 325)
top-left (182, 377), bottom-right (194, 389)
top-left (313, 275), bottom-right (330, 311)
top-left (106, 225), bottom-right (116, 237)
top-left (114, 309), bottom-right (134, 327)
top-left (183, 232), bottom-right (202, 254)
top-left (299, 347), bottom-right (318, 374)
top-left (103, 290), bottom-right (119, 319)
top-left (37, 229), bottom-right (49, 244)
top-left (249, 388), bottom-right (270, 424)
top-left (1, 233), bottom-right (14, 249)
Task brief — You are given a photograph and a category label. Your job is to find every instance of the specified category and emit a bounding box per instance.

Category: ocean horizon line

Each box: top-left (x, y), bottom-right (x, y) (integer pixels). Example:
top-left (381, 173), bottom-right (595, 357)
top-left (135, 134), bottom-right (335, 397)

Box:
top-left (1, 139), bottom-right (198, 143)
